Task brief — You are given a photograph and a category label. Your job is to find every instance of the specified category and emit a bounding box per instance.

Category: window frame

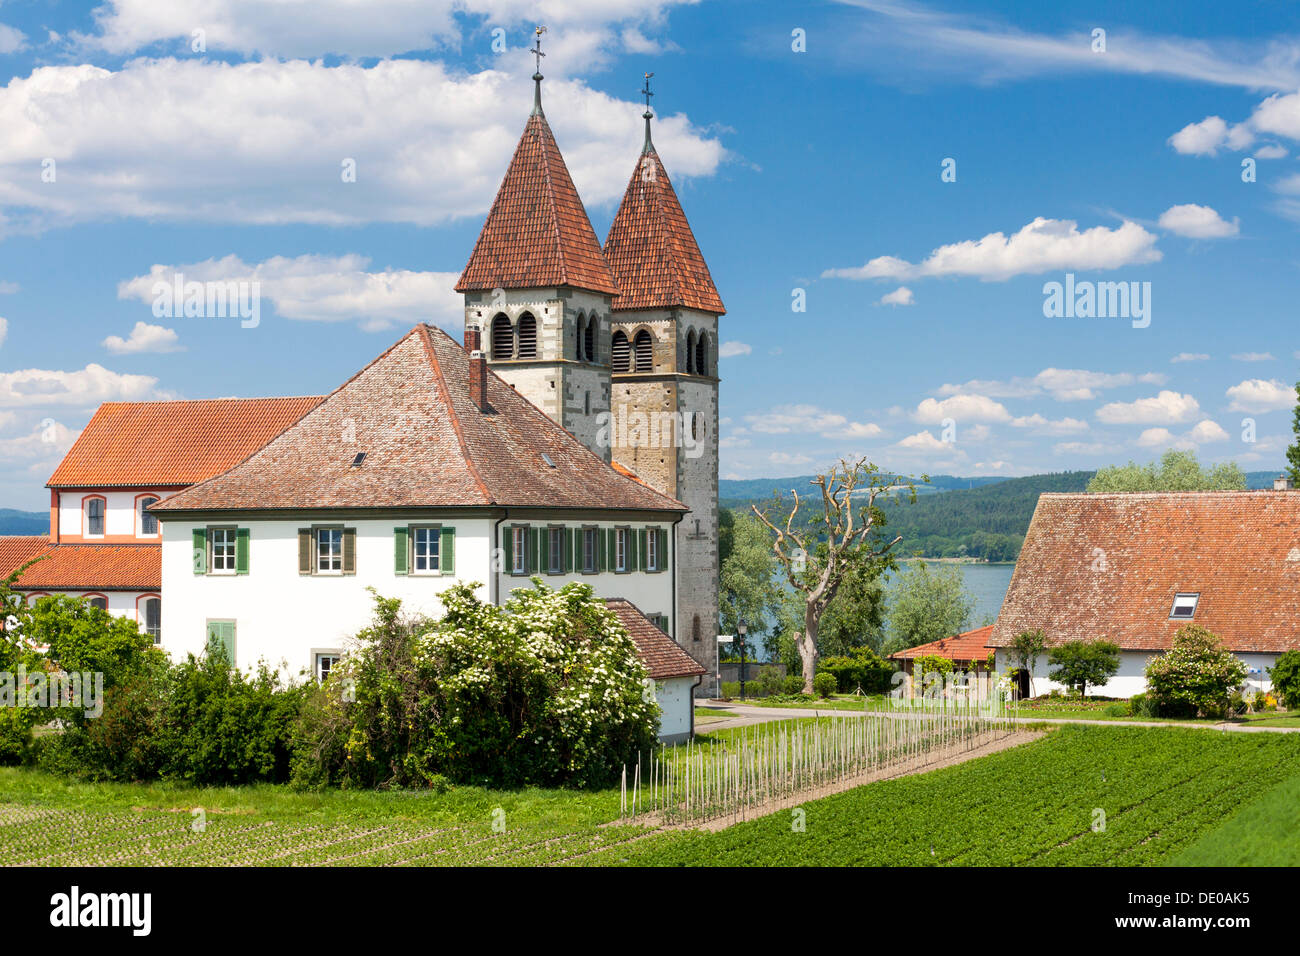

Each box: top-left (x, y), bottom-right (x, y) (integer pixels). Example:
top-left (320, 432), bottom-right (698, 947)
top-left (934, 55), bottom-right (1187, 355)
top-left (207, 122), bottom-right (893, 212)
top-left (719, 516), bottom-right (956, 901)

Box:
top-left (137, 594), bottom-right (162, 643)
top-left (313, 650), bottom-right (342, 682)
top-left (547, 525), bottom-right (566, 575)
top-left (84, 593), bottom-right (108, 612)
top-left (82, 495), bottom-right (107, 539)
top-left (209, 526), bottom-right (239, 575)
top-left (646, 526), bottom-right (660, 572)
top-left (581, 526), bottom-right (598, 574)
top-left (315, 526), bottom-right (345, 576)
top-left (410, 524), bottom-right (442, 576)
top-left (510, 525), bottom-right (530, 576)
top-left (1169, 592), bottom-right (1200, 620)
top-left (615, 526), bottom-right (630, 573)
top-left (135, 493), bottom-right (160, 538)
top-left (206, 619), bottom-right (237, 668)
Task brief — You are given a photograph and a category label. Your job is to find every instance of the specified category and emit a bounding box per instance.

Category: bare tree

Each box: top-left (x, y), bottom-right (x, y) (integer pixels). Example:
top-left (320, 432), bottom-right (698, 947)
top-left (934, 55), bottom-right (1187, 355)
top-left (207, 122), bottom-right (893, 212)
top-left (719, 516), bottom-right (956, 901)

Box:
top-left (752, 458), bottom-right (916, 693)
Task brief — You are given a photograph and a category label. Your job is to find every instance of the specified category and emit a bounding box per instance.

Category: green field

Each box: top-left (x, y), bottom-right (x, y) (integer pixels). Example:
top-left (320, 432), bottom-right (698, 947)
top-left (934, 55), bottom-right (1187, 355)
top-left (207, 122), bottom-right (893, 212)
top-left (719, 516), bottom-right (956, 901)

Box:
top-left (2, 724), bottom-right (1298, 866)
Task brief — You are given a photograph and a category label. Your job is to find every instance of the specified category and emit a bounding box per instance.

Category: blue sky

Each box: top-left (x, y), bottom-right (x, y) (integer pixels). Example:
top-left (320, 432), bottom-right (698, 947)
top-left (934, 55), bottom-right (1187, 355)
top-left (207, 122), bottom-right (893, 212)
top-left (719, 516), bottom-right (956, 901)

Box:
top-left (2, 0), bottom-right (1300, 508)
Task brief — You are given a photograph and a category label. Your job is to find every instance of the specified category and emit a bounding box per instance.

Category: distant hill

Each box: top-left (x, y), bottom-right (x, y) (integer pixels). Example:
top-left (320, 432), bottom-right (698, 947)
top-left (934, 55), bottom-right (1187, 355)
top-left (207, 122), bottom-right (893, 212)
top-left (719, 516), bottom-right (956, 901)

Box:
top-left (0, 510), bottom-right (47, 535)
top-left (720, 473), bottom-right (1005, 505)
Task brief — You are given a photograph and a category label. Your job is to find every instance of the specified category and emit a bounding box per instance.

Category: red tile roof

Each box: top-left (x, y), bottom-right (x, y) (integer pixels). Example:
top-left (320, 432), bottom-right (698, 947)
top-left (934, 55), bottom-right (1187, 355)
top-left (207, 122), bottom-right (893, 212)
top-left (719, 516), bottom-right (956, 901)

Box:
top-left (8, 543), bottom-right (159, 591)
top-left (48, 397), bottom-right (323, 488)
top-left (890, 625), bottom-right (994, 662)
top-left (456, 111), bottom-right (618, 295)
top-left (603, 144), bottom-right (725, 314)
top-left (991, 491), bottom-right (1300, 654)
top-left (605, 598), bottom-right (706, 680)
top-left (0, 536), bottom-right (52, 582)
top-left (153, 325), bottom-right (688, 514)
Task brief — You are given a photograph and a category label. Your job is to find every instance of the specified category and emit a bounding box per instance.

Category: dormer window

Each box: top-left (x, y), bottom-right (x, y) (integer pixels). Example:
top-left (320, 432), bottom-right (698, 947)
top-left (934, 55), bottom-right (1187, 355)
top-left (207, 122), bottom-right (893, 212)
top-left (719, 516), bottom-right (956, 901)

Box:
top-left (84, 497), bottom-right (105, 537)
top-left (1170, 592), bottom-right (1199, 620)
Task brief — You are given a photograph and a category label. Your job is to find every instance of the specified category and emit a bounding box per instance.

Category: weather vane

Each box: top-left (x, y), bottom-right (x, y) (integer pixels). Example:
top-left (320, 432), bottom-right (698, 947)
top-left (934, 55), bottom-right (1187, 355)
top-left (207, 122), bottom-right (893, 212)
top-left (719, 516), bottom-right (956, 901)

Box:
top-left (530, 25), bottom-right (547, 76)
top-left (641, 72), bottom-right (655, 112)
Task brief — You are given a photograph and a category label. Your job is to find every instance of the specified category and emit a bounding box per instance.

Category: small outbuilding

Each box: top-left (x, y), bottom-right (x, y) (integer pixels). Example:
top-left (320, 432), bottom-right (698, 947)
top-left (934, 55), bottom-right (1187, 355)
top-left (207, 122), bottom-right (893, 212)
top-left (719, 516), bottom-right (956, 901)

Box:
top-left (604, 598), bottom-right (707, 744)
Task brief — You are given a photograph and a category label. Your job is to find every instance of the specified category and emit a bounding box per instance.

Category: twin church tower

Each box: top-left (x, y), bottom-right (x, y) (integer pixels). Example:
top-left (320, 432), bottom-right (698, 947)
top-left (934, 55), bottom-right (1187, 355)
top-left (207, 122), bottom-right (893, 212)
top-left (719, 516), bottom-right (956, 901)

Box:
top-left (455, 53), bottom-right (723, 687)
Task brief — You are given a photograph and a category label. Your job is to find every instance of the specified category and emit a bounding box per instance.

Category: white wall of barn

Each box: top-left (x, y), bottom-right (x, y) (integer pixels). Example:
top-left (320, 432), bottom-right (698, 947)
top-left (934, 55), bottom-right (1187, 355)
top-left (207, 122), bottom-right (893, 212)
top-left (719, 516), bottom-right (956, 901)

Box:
top-left (994, 648), bottom-right (1279, 698)
top-left (55, 488), bottom-right (173, 541)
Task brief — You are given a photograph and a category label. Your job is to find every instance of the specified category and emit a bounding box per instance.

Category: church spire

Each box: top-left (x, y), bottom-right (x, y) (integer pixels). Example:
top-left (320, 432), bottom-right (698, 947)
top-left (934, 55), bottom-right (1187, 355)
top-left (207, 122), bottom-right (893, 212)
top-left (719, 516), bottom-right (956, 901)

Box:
top-left (529, 25), bottom-right (547, 116)
top-left (641, 72), bottom-right (655, 154)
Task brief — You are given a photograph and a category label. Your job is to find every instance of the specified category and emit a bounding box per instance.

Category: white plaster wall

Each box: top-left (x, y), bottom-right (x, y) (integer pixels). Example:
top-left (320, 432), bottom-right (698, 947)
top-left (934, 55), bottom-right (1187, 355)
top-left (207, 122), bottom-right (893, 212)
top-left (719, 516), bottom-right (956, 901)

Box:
top-left (655, 675), bottom-right (696, 741)
top-left (162, 515), bottom-right (676, 677)
top-left (57, 489), bottom-right (172, 539)
top-left (994, 648), bottom-right (1280, 698)
top-left (161, 517), bottom-right (496, 675)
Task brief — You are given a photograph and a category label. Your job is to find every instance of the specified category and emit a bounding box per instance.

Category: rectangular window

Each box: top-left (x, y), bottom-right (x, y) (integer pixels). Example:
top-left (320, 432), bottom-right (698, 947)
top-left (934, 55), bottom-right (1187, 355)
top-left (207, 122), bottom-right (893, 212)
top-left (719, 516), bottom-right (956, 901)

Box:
top-left (412, 526), bottom-right (440, 573)
top-left (615, 528), bottom-right (629, 572)
top-left (648, 613), bottom-right (669, 634)
top-left (315, 653), bottom-right (340, 682)
top-left (511, 526), bottom-right (528, 574)
top-left (317, 528), bottom-right (343, 574)
top-left (1170, 592), bottom-right (1199, 619)
top-left (206, 620), bottom-right (236, 667)
top-left (139, 497), bottom-right (159, 536)
top-left (647, 528), bottom-right (659, 571)
top-left (143, 597), bottom-right (161, 642)
top-left (86, 499), bottom-right (104, 537)
top-left (211, 528), bottom-right (237, 573)
top-left (548, 527), bottom-right (565, 574)
top-left (582, 527), bottom-right (597, 573)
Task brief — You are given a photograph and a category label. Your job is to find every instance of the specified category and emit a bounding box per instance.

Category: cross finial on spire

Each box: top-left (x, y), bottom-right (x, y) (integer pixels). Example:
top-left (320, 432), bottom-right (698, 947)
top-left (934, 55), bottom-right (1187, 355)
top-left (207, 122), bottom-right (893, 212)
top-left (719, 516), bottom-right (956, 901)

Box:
top-left (640, 71), bottom-right (656, 153)
top-left (529, 26), bottom-right (547, 115)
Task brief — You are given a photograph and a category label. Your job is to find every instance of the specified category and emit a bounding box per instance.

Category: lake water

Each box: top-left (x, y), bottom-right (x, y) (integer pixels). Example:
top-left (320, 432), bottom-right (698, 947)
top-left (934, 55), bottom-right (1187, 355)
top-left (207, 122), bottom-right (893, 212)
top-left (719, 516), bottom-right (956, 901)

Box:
top-left (885, 561), bottom-right (1016, 629)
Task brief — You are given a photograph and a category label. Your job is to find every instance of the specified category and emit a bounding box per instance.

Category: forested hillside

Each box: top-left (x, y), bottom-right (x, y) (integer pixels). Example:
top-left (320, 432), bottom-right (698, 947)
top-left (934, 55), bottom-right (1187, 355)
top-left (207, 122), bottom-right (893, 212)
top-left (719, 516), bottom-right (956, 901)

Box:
top-left (0, 510), bottom-right (46, 535)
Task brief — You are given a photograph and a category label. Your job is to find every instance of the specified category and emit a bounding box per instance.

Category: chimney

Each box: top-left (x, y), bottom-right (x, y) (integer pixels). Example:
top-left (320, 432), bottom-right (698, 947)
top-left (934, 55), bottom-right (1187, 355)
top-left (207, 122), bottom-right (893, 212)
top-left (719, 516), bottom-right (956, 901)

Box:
top-left (1276, 475), bottom-right (1294, 491)
top-left (469, 350), bottom-right (489, 412)
top-left (464, 324), bottom-right (481, 353)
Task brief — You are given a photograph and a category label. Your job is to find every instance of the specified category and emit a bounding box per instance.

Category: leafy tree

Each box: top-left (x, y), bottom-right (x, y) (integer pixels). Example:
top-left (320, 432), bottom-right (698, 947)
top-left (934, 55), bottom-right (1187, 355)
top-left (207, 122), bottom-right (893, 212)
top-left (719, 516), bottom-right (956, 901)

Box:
top-left (1047, 640), bottom-right (1120, 697)
top-left (1087, 450), bottom-right (1246, 493)
top-left (752, 458), bottom-right (914, 693)
top-left (1009, 629), bottom-right (1047, 698)
top-left (718, 514), bottom-right (785, 661)
top-left (0, 563), bottom-right (42, 764)
top-left (1145, 624), bottom-right (1247, 717)
top-left (812, 551), bottom-right (888, 656)
top-left (883, 562), bottom-right (974, 655)
top-left (1268, 650), bottom-right (1300, 708)
top-left (1288, 382), bottom-right (1300, 487)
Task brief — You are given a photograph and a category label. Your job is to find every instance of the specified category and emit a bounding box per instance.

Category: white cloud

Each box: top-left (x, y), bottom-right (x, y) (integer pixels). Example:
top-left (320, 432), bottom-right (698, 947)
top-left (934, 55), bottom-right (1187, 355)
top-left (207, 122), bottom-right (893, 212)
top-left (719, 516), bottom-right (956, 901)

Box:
top-left (1231, 352), bottom-right (1274, 362)
top-left (0, 281), bottom-right (18, 294)
top-left (1167, 116), bottom-right (1240, 156)
top-left (745, 404), bottom-right (881, 442)
top-left (0, 317), bottom-right (7, 349)
top-left (86, 1), bottom-right (691, 59)
top-left (963, 424), bottom-right (992, 441)
top-left (0, 58), bottom-right (724, 232)
top-left (936, 368), bottom-right (1164, 402)
top-left (1135, 427), bottom-right (1174, 447)
top-left (1170, 352), bottom-right (1209, 363)
top-left (0, 365), bottom-right (161, 408)
top-left (102, 321), bottom-right (184, 355)
top-left (119, 255), bottom-right (463, 332)
top-left (0, 419), bottom-right (78, 463)
top-left (1053, 440), bottom-right (1112, 455)
top-left (1008, 414), bottom-right (1089, 434)
top-left (1187, 419), bottom-right (1229, 443)
top-left (823, 217), bottom-right (1160, 283)
top-left (769, 451), bottom-right (812, 467)
top-left (1135, 419), bottom-right (1228, 450)
top-left (1256, 143), bottom-right (1288, 159)
top-left (914, 394), bottom-right (1011, 424)
top-left (897, 430), bottom-right (950, 451)
top-left (1095, 390), bottom-right (1201, 425)
top-left (878, 286), bottom-right (914, 306)
top-left (1157, 203), bottom-right (1240, 239)
top-left (718, 341), bottom-right (752, 358)
top-left (1226, 378), bottom-right (1294, 413)
top-left (0, 23), bottom-right (24, 54)
top-left (824, 421), bottom-right (884, 440)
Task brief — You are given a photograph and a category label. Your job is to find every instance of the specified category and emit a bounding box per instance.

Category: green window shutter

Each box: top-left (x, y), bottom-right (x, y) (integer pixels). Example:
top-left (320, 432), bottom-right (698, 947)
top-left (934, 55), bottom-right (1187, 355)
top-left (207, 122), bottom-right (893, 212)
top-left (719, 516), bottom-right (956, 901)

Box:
top-left (564, 527), bottom-right (573, 573)
top-left (207, 621), bottom-right (235, 667)
top-left (192, 529), bottom-right (207, 575)
top-left (440, 527), bottom-right (455, 573)
top-left (658, 528), bottom-right (669, 572)
top-left (533, 526), bottom-right (542, 574)
top-left (298, 529), bottom-right (312, 575)
top-left (235, 528), bottom-right (250, 574)
top-left (394, 527), bottom-right (409, 574)
top-left (606, 528), bottom-right (615, 570)
top-left (567, 527), bottom-right (575, 572)
top-left (503, 526), bottom-right (513, 573)
top-left (596, 527), bottom-right (605, 571)
top-left (638, 529), bottom-right (647, 571)
top-left (342, 528), bottom-right (357, 575)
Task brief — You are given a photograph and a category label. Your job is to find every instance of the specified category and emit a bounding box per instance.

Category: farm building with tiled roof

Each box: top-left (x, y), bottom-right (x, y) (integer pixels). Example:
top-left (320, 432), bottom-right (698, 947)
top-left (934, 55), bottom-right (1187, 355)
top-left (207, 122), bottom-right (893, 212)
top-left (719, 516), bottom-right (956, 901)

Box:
top-left (990, 490), bottom-right (1300, 697)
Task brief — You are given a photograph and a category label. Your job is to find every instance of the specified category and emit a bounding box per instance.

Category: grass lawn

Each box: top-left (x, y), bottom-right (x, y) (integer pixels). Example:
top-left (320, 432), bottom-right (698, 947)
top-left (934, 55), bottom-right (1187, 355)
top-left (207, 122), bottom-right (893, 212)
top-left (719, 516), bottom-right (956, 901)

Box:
top-left (4, 723), bottom-right (1299, 866)
top-left (693, 708), bottom-right (730, 724)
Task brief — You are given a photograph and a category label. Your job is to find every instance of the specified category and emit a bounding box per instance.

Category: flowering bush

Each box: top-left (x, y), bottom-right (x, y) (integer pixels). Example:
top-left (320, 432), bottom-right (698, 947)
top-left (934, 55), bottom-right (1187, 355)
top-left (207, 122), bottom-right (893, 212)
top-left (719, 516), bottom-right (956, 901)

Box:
top-left (1145, 625), bottom-right (1247, 717)
top-left (292, 580), bottom-right (660, 790)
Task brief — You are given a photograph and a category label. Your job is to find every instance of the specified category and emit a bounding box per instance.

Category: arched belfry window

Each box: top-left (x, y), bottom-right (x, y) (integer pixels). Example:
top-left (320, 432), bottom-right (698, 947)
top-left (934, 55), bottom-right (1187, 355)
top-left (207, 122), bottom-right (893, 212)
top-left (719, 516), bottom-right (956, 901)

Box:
top-left (517, 312), bottom-right (538, 359)
top-left (695, 332), bottom-right (708, 377)
top-left (611, 330), bottom-right (630, 372)
top-left (685, 330), bottom-right (696, 374)
top-left (491, 314), bottom-right (513, 359)
top-left (633, 330), bottom-right (653, 372)
top-left (584, 314), bottom-right (597, 363)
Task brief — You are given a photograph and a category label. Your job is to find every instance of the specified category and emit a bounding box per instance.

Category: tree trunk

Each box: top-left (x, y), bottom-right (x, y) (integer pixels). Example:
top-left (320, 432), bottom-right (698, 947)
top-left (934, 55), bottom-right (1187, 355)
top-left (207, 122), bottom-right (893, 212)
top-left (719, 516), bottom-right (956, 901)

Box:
top-left (799, 608), bottom-right (819, 694)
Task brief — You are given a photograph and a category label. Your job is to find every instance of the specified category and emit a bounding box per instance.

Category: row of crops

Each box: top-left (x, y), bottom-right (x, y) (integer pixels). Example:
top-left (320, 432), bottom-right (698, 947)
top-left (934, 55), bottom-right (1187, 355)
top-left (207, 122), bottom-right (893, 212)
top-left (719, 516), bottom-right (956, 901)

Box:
top-left (581, 725), bottom-right (1300, 866)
